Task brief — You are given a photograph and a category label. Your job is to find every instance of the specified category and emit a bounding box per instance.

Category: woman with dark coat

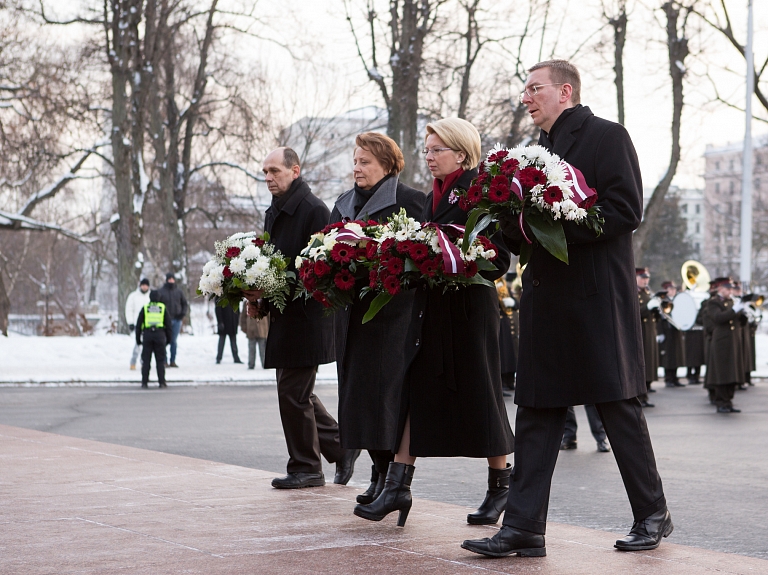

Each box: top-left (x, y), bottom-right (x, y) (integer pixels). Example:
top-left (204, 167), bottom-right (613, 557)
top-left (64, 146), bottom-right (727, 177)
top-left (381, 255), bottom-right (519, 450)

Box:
top-left (353, 118), bottom-right (514, 527)
top-left (215, 304), bottom-right (241, 364)
top-left (331, 132), bottom-right (426, 505)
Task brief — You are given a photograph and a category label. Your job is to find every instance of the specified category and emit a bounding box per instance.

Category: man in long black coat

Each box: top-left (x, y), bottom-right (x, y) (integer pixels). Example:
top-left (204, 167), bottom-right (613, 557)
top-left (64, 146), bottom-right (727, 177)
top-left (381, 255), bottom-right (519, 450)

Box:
top-left (244, 147), bottom-right (357, 490)
top-left (463, 59), bottom-right (671, 558)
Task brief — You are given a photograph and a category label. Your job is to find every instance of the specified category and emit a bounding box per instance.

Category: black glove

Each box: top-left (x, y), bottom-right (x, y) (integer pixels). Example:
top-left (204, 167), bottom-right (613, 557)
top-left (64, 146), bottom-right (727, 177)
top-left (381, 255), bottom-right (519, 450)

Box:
top-left (129, 324), bottom-right (135, 331)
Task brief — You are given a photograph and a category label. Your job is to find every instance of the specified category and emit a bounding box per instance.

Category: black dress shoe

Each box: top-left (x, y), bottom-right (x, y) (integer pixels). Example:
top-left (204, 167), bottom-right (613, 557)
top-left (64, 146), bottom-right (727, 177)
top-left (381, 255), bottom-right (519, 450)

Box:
top-left (640, 400), bottom-right (655, 408)
top-left (665, 381), bottom-right (686, 387)
top-left (271, 472), bottom-right (325, 489)
top-left (462, 525), bottom-right (546, 558)
top-left (234, 359), bottom-right (243, 364)
top-left (647, 387), bottom-right (656, 393)
top-left (333, 449), bottom-right (361, 485)
top-left (596, 439), bottom-right (611, 452)
top-left (614, 508), bottom-right (673, 551)
top-left (729, 406), bottom-right (741, 413)
top-left (559, 439), bottom-right (577, 450)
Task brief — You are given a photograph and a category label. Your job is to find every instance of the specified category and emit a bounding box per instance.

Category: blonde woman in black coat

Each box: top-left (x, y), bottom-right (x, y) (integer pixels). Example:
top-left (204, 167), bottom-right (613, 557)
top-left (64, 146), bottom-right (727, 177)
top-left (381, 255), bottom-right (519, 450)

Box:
top-left (353, 118), bottom-right (514, 527)
top-left (330, 132), bottom-right (425, 506)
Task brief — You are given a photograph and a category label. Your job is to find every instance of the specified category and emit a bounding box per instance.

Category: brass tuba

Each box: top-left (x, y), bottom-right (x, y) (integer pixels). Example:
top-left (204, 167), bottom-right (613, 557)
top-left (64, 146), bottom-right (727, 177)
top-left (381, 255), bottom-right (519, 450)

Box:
top-left (681, 260), bottom-right (711, 292)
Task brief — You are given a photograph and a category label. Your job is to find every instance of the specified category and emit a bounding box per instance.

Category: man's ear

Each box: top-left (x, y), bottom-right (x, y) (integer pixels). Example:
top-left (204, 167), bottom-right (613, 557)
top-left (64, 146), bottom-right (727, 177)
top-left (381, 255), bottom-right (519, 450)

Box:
top-left (560, 83), bottom-right (573, 104)
top-left (292, 164), bottom-right (301, 179)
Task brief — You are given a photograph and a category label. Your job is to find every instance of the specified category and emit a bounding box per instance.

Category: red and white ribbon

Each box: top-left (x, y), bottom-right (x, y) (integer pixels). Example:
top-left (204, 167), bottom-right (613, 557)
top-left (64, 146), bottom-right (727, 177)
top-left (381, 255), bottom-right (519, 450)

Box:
top-left (560, 161), bottom-right (596, 207)
top-left (424, 223), bottom-right (466, 275)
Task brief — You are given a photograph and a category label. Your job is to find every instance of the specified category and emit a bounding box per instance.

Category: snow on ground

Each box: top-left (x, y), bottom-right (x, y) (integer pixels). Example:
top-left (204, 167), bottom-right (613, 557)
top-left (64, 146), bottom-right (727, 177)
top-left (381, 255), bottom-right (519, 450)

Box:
top-left (2, 309), bottom-right (768, 385)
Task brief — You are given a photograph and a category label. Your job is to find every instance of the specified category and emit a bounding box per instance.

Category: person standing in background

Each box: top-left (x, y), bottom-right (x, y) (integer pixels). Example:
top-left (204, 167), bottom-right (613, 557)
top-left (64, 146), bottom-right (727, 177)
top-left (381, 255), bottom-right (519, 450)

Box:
top-left (125, 278), bottom-right (150, 370)
top-left (158, 272), bottom-right (188, 368)
top-left (215, 304), bottom-right (242, 364)
top-left (240, 309), bottom-right (269, 369)
top-left (135, 290), bottom-right (172, 389)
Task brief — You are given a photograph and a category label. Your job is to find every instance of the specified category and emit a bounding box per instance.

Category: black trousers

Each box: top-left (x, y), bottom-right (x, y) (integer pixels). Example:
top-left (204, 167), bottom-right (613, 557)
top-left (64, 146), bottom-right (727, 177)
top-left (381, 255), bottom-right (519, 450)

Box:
top-left (276, 367), bottom-right (345, 474)
top-left (563, 404), bottom-right (606, 443)
top-left (141, 330), bottom-right (166, 385)
top-left (503, 398), bottom-right (666, 534)
top-left (714, 383), bottom-right (736, 408)
top-left (216, 333), bottom-right (240, 362)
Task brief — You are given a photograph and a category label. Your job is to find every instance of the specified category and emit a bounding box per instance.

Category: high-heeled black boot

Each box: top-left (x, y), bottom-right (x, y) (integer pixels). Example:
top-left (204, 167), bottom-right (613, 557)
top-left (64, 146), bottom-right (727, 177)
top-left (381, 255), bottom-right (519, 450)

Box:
top-left (353, 462), bottom-right (415, 527)
top-left (467, 464), bottom-right (512, 525)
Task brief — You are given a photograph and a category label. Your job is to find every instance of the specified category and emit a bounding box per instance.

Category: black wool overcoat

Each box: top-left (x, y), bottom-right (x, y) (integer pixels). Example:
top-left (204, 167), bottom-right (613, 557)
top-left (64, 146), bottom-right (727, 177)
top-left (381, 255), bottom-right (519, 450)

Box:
top-left (638, 288), bottom-right (660, 383)
top-left (330, 177), bottom-right (426, 451)
top-left (263, 178), bottom-right (335, 369)
top-left (659, 317), bottom-right (686, 369)
top-left (704, 296), bottom-right (743, 385)
top-left (215, 305), bottom-right (239, 336)
top-left (398, 168), bottom-right (515, 458)
top-left (506, 106), bottom-right (647, 407)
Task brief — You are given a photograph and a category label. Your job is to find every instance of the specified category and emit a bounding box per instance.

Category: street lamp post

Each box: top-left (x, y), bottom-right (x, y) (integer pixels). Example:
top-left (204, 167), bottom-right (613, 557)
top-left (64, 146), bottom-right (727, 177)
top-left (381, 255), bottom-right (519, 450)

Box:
top-left (740, 0), bottom-right (755, 286)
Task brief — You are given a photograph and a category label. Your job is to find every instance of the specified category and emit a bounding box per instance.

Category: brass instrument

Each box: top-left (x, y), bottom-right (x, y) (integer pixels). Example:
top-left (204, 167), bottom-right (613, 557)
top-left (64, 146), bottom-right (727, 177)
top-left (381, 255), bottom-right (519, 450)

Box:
top-left (681, 260), bottom-right (711, 293)
top-left (741, 293), bottom-right (764, 325)
top-left (647, 291), bottom-right (674, 316)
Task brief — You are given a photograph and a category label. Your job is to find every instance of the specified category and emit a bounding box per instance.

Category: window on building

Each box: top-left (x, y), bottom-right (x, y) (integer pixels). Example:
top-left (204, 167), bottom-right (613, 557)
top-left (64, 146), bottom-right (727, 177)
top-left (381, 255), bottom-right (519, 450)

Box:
top-left (695, 203), bottom-right (700, 214)
top-left (715, 182), bottom-right (720, 194)
top-left (695, 242), bottom-right (700, 252)
top-left (681, 203), bottom-right (688, 213)
top-left (696, 222), bottom-right (700, 233)
top-left (756, 179), bottom-right (761, 191)
top-left (730, 159), bottom-right (734, 171)
top-left (729, 181), bottom-right (734, 194)
top-left (716, 161), bottom-right (721, 171)
top-left (727, 245), bottom-right (733, 256)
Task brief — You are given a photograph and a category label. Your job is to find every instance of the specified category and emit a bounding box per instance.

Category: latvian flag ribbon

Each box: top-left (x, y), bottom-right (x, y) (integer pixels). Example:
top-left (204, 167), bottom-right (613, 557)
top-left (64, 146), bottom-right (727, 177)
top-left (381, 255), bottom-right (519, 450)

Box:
top-left (560, 161), bottom-right (597, 208)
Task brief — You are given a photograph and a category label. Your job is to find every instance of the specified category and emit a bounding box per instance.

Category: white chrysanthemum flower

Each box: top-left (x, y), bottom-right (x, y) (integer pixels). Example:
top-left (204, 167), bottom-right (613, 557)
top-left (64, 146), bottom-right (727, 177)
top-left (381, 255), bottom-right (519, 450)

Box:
top-left (414, 230), bottom-right (427, 241)
top-left (345, 222), bottom-right (365, 237)
top-left (241, 244), bottom-right (261, 260)
top-left (244, 266), bottom-right (262, 285)
top-left (203, 260), bottom-right (217, 273)
top-left (228, 256), bottom-right (247, 275)
top-left (486, 142), bottom-right (507, 162)
top-left (430, 234), bottom-right (441, 253)
top-left (253, 256), bottom-right (270, 274)
top-left (547, 163), bottom-right (567, 185)
top-left (322, 235), bottom-right (337, 250)
top-left (524, 145), bottom-right (549, 163)
top-left (508, 146), bottom-right (527, 165)
top-left (295, 255), bottom-right (304, 269)
top-left (530, 184), bottom-right (545, 197)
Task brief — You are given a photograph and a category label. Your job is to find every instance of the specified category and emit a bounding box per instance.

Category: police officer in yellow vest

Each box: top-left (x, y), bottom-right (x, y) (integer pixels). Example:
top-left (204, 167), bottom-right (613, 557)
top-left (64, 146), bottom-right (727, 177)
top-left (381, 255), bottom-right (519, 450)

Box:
top-left (135, 290), bottom-right (173, 389)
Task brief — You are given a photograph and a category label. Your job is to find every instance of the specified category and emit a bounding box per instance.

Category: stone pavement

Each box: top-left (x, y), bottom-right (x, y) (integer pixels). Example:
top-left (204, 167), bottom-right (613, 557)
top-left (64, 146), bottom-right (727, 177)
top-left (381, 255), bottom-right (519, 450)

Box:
top-left (2, 424), bottom-right (766, 574)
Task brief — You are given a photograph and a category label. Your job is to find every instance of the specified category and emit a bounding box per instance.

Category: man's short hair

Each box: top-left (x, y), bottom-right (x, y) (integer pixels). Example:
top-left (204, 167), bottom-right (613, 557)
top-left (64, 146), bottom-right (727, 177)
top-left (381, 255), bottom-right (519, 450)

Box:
top-left (355, 132), bottom-right (405, 175)
top-left (528, 59), bottom-right (581, 105)
top-left (425, 118), bottom-right (481, 171)
top-left (282, 147), bottom-right (301, 169)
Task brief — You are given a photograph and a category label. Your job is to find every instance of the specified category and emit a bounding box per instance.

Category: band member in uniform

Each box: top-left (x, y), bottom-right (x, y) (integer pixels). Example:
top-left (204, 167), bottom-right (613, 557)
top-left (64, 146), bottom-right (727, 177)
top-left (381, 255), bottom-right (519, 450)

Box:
top-left (496, 278), bottom-right (518, 397)
top-left (636, 268), bottom-right (658, 407)
top-left (704, 278), bottom-right (743, 413)
top-left (731, 281), bottom-right (753, 389)
top-left (684, 305), bottom-right (706, 385)
top-left (659, 281), bottom-right (686, 387)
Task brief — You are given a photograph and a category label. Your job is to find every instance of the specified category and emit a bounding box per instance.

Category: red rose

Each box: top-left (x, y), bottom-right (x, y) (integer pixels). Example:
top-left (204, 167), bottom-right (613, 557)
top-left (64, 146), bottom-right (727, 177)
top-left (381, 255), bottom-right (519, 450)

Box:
top-left (396, 239), bottom-right (414, 254)
top-left (369, 270), bottom-right (378, 288)
top-left (385, 257), bottom-right (404, 275)
top-left (314, 259), bottom-right (331, 278)
top-left (464, 260), bottom-right (478, 277)
top-left (223, 266), bottom-right (233, 278)
top-left (383, 275), bottom-right (401, 295)
top-left (500, 159), bottom-right (520, 177)
top-left (252, 238), bottom-right (265, 247)
top-left (418, 258), bottom-right (439, 277)
top-left (302, 275), bottom-right (317, 291)
top-left (334, 269), bottom-right (356, 291)
top-left (312, 290), bottom-right (331, 307)
top-left (581, 192), bottom-right (598, 209)
top-left (408, 242), bottom-right (430, 262)
top-left (330, 243), bottom-right (354, 264)
top-left (543, 186), bottom-right (564, 205)
top-left (225, 246), bottom-right (241, 258)
top-left (518, 166), bottom-right (547, 188)
top-left (365, 241), bottom-right (378, 259)
top-left (488, 176), bottom-right (511, 203)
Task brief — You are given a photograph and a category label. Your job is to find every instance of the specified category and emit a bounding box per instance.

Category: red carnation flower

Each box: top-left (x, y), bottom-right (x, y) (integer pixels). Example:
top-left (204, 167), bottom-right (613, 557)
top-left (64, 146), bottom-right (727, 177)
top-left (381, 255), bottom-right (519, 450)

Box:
top-left (225, 246), bottom-right (241, 258)
top-left (314, 259), bottom-right (331, 278)
top-left (396, 240), bottom-right (414, 254)
top-left (543, 186), bottom-right (564, 205)
top-left (334, 270), bottom-right (356, 291)
top-left (581, 192), bottom-right (598, 210)
top-left (500, 159), bottom-right (520, 177)
top-left (518, 166), bottom-right (547, 188)
top-left (383, 275), bottom-right (401, 296)
top-left (464, 260), bottom-right (479, 278)
top-left (365, 241), bottom-right (378, 260)
top-left (385, 257), bottom-right (404, 275)
top-left (252, 238), bottom-right (265, 247)
top-left (369, 270), bottom-right (378, 288)
top-left (312, 290), bottom-right (331, 307)
top-left (408, 242), bottom-right (430, 262)
top-left (330, 243), bottom-right (354, 264)
top-left (418, 258), bottom-right (440, 277)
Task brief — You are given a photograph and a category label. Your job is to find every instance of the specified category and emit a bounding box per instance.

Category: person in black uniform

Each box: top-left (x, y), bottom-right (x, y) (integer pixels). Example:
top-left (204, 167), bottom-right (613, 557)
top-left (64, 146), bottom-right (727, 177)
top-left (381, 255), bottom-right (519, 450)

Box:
top-left (329, 132), bottom-right (425, 507)
top-left (463, 59), bottom-right (671, 558)
top-left (135, 290), bottom-right (172, 389)
top-left (731, 281), bottom-right (753, 389)
top-left (243, 147), bottom-right (358, 489)
top-left (705, 278), bottom-right (743, 413)
top-left (496, 278), bottom-right (517, 397)
top-left (636, 267), bottom-right (658, 406)
top-left (215, 304), bottom-right (242, 364)
top-left (659, 281), bottom-right (686, 387)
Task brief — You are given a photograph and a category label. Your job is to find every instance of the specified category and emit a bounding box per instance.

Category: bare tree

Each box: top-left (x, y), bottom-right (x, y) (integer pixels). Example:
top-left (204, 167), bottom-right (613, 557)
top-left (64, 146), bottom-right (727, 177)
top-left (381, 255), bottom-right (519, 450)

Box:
top-left (633, 1), bottom-right (696, 261)
top-left (602, 0), bottom-right (628, 125)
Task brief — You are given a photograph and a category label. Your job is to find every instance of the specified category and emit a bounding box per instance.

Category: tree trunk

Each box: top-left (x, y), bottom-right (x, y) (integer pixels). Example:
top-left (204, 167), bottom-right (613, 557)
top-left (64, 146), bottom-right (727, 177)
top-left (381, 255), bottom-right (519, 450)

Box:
top-left (0, 272), bottom-right (10, 336)
top-left (633, 2), bottom-right (689, 262)
top-left (608, 4), bottom-right (627, 125)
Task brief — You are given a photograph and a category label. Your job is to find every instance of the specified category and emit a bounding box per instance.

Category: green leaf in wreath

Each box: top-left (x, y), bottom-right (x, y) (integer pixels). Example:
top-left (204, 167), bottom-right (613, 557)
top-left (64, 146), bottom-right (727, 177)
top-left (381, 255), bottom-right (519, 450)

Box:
top-left (362, 292), bottom-right (393, 324)
top-left (519, 241), bottom-right (533, 266)
top-left (525, 210), bottom-right (569, 264)
top-left (475, 258), bottom-right (497, 271)
top-left (404, 258), bottom-right (419, 272)
top-left (461, 208), bottom-right (491, 253)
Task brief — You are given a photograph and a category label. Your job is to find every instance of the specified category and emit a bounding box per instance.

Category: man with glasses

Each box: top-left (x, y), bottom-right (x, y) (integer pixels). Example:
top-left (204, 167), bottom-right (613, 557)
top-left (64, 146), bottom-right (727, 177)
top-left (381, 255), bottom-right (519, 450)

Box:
top-left (462, 59), bottom-right (672, 558)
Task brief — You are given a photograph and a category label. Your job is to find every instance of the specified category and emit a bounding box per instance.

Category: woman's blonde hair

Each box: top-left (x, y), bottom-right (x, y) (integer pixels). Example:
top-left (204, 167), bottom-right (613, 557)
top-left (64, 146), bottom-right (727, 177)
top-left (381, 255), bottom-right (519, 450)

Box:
top-left (424, 118), bottom-right (481, 171)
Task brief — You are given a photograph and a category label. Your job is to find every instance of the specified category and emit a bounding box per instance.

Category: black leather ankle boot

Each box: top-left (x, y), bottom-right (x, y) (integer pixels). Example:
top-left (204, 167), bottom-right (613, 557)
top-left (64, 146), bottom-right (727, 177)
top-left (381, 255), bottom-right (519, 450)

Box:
top-left (353, 462), bottom-right (415, 527)
top-left (356, 465), bottom-right (380, 504)
top-left (467, 464), bottom-right (512, 525)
